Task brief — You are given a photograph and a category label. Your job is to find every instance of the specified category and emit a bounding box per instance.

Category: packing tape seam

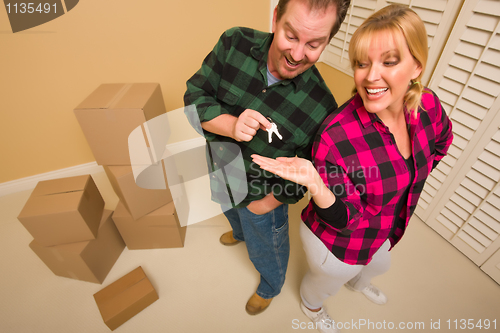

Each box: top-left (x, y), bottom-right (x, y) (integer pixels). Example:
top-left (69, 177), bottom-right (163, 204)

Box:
top-left (107, 84), bottom-right (133, 109)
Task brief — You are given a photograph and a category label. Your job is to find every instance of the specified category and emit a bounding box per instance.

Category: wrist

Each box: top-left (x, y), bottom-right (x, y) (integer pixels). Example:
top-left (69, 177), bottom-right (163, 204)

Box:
top-left (230, 121), bottom-right (241, 141)
top-left (308, 175), bottom-right (336, 208)
top-left (201, 114), bottom-right (238, 139)
top-left (264, 192), bottom-right (282, 210)
top-left (306, 173), bottom-right (325, 194)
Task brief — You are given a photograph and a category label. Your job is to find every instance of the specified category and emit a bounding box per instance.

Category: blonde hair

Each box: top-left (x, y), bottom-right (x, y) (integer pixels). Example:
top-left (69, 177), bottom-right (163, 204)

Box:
top-left (349, 4), bottom-right (428, 115)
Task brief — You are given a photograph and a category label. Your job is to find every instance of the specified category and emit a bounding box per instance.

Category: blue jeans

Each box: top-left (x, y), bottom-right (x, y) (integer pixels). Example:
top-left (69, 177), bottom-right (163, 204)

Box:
top-left (222, 204), bottom-right (290, 299)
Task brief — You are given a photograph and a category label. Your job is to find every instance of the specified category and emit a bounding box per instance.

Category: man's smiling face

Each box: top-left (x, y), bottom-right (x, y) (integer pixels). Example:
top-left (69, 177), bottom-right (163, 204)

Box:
top-left (268, 0), bottom-right (337, 80)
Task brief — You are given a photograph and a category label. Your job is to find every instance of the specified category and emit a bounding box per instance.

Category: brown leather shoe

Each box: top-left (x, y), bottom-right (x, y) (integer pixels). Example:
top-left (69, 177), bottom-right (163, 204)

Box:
top-left (219, 231), bottom-right (241, 246)
top-left (245, 293), bottom-right (273, 315)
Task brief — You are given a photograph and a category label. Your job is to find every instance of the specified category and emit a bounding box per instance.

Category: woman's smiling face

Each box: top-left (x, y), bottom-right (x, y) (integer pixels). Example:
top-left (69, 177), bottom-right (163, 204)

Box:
top-left (354, 30), bottom-right (422, 117)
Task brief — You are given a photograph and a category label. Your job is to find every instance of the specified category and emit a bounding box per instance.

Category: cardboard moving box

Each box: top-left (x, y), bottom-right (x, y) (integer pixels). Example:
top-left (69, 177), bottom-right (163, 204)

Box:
top-left (112, 200), bottom-right (186, 250)
top-left (104, 164), bottom-right (172, 220)
top-left (29, 210), bottom-right (125, 284)
top-left (94, 266), bottom-right (158, 331)
top-left (74, 83), bottom-right (167, 165)
top-left (18, 175), bottom-right (104, 246)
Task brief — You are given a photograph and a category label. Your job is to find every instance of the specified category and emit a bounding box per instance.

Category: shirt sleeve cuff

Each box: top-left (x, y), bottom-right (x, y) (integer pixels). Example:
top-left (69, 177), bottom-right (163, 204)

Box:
top-left (312, 197), bottom-right (348, 229)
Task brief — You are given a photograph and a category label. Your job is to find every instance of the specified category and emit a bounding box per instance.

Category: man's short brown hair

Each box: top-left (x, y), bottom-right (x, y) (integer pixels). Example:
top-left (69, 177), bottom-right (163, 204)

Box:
top-left (275, 0), bottom-right (351, 40)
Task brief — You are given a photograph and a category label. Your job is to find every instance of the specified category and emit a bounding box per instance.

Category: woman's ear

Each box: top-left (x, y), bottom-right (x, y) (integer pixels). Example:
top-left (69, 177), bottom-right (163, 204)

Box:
top-left (412, 61), bottom-right (423, 81)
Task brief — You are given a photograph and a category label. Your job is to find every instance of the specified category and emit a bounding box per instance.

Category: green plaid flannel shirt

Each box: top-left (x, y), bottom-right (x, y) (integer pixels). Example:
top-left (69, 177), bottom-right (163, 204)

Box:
top-left (184, 27), bottom-right (337, 208)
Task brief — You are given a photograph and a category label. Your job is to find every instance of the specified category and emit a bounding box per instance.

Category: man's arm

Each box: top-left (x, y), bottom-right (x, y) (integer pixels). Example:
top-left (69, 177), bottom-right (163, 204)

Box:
top-left (184, 28), bottom-right (271, 141)
top-left (183, 30), bottom-right (230, 140)
top-left (246, 192), bottom-right (283, 215)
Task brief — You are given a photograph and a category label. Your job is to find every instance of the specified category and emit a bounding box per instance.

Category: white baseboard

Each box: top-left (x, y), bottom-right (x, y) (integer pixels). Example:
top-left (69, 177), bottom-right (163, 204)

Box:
top-left (164, 136), bottom-right (205, 154)
top-left (0, 162), bottom-right (104, 197)
top-left (0, 137), bottom-right (206, 197)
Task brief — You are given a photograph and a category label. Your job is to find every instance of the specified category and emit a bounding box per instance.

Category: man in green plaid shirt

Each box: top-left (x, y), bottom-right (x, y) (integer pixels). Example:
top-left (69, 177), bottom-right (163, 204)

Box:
top-left (184, 0), bottom-right (350, 315)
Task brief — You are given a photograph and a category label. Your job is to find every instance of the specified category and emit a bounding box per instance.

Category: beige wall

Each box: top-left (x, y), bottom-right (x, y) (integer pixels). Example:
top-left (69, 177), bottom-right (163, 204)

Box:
top-left (0, 0), bottom-right (270, 183)
top-left (316, 62), bottom-right (354, 107)
top-left (0, 0), bottom-right (355, 184)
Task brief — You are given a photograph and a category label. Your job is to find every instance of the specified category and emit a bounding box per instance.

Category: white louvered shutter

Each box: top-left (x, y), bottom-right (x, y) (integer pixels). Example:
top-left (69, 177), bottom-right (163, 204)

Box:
top-left (481, 247), bottom-right (500, 284)
top-left (414, 0), bottom-right (500, 283)
top-left (320, 0), bottom-right (462, 84)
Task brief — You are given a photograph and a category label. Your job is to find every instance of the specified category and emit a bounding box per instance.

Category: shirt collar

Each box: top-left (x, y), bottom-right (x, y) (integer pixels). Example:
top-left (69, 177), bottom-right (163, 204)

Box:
top-left (354, 94), bottom-right (379, 129)
top-left (354, 93), bottom-right (422, 132)
top-left (251, 33), bottom-right (312, 93)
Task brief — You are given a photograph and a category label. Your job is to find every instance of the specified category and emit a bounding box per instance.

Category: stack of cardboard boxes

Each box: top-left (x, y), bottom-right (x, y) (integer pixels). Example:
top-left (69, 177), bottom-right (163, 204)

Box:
top-left (73, 83), bottom-right (187, 250)
top-left (17, 83), bottom-right (188, 329)
top-left (18, 174), bottom-right (125, 284)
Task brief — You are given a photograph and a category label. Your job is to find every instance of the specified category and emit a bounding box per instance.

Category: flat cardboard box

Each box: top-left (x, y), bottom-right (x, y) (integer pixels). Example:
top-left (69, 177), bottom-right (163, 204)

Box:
top-left (94, 266), bottom-right (158, 331)
top-left (104, 164), bottom-right (172, 220)
top-left (18, 175), bottom-right (104, 246)
top-left (74, 83), bottom-right (166, 165)
top-left (29, 210), bottom-right (125, 284)
top-left (112, 200), bottom-right (186, 250)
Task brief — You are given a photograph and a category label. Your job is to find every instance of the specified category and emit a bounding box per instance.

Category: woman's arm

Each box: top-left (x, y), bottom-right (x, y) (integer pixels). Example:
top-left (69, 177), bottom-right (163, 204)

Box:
top-left (251, 155), bottom-right (336, 208)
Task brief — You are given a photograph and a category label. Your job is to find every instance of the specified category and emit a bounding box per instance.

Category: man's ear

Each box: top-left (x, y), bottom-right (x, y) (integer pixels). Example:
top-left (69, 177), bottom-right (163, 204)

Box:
top-left (272, 6), bottom-right (278, 33)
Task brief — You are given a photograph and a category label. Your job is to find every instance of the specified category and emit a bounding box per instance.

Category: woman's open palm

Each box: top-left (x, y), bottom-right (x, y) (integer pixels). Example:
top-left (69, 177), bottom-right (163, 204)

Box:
top-left (251, 154), bottom-right (318, 187)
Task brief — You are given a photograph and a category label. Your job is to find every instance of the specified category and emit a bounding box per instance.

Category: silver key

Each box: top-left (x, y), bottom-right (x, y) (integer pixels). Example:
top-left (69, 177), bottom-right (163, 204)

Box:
top-left (266, 117), bottom-right (283, 143)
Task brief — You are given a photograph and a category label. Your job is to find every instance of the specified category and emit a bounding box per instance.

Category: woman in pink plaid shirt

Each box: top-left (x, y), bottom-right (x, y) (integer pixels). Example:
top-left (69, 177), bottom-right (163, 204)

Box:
top-left (253, 4), bottom-right (453, 333)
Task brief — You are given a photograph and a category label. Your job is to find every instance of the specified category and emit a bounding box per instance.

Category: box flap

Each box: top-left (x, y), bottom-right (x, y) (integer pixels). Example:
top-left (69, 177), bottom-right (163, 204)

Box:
top-left (98, 278), bottom-right (155, 319)
top-left (31, 175), bottom-right (90, 197)
top-left (75, 84), bottom-right (129, 110)
top-left (19, 191), bottom-right (82, 218)
top-left (148, 201), bottom-right (175, 217)
top-left (111, 201), bottom-right (127, 220)
top-left (112, 83), bottom-right (159, 110)
top-left (93, 266), bottom-right (146, 303)
top-left (104, 165), bottom-right (133, 179)
top-left (93, 267), bottom-right (158, 330)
